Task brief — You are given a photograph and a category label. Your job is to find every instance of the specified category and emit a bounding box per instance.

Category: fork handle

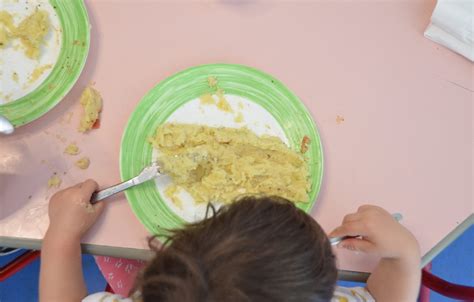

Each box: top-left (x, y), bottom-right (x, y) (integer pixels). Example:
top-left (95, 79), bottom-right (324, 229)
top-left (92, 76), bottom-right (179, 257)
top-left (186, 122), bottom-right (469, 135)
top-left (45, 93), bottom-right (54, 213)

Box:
top-left (90, 178), bottom-right (137, 204)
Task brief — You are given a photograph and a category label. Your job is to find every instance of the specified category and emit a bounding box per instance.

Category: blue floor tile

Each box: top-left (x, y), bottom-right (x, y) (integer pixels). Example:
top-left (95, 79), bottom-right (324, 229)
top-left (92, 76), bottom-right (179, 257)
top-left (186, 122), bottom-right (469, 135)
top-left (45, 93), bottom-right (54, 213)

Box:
top-left (0, 251), bottom-right (106, 302)
top-left (430, 225), bottom-right (474, 302)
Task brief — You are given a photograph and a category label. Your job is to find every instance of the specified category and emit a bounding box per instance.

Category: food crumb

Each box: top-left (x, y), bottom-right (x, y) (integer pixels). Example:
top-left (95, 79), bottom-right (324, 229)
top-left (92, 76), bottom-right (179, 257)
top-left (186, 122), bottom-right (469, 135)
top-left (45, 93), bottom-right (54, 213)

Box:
top-left (234, 112), bottom-right (244, 123)
top-left (300, 135), bottom-right (311, 154)
top-left (48, 174), bottom-right (61, 188)
top-left (216, 89), bottom-right (233, 113)
top-left (199, 93), bottom-right (215, 105)
top-left (207, 76), bottom-right (218, 89)
top-left (64, 143), bottom-right (80, 155)
top-left (75, 157), bottom-right (90, 169)
top-left (164, 185), bottom-right (183, 209)
top-left (12, 72), bottom-right (19, 82)
top-left (336, 115), bottom-right (345, 124)
top-left (78, 86), bottom-right (102, 133)
top-left (28, 64), bottom-right (52, 84)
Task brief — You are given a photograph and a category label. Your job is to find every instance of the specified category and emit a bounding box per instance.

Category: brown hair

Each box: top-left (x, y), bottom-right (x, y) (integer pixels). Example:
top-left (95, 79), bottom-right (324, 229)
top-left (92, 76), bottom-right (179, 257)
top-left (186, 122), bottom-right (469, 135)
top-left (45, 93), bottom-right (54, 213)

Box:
top-left (137, 196), bottom-right (337, 302)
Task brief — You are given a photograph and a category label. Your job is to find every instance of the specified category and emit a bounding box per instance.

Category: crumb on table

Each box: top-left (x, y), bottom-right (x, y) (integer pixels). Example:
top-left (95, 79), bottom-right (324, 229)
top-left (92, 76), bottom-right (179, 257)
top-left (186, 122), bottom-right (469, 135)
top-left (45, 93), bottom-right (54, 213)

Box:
top-left (75, 157), bottom-right (90, 169)
top-left (64, 143), bottom-right (80, 155)
top-left (78, 86), bottom-right (102, 133)
top-left (336, 115), bottom-right (345, 124)
top-left (48, 174), bottom-right (61, 188)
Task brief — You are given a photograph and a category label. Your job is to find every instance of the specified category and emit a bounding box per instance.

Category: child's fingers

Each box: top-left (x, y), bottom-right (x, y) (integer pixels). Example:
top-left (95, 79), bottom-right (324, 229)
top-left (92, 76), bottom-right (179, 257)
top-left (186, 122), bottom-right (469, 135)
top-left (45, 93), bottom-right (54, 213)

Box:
top-left (357, 204), bottom-right (378, 213)
top-left (342, 213), bottom-right (360, 224)
top-left (92, 200), bottom-right (106, 215)
top-left (339, 238), bottom-right (376, 254)
top-left (81, 179), bottom-right (99, 197)
top-left (329, 221), bottom-right (369, 238)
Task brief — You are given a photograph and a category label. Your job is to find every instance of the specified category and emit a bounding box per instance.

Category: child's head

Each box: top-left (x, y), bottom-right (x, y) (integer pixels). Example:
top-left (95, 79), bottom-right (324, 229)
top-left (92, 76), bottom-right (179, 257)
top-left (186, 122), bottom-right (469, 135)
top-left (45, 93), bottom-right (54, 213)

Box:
top-left (137, 196), bottom-right (337, 302)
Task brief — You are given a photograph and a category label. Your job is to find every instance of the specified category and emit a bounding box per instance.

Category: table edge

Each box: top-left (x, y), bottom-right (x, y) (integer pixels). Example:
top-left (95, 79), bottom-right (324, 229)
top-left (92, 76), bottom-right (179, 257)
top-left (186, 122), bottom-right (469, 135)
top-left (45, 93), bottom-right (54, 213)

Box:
top-left (1, 213), bottom-right (472, 282)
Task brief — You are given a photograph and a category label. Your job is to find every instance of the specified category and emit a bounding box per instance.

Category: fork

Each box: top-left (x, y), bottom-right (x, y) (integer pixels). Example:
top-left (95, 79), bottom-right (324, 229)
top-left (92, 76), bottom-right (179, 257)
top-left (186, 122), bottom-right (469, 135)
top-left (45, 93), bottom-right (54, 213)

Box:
top-left (90, 162), bottom-right (161, 204)
top-left (329, 213), bottom-right (403, 246)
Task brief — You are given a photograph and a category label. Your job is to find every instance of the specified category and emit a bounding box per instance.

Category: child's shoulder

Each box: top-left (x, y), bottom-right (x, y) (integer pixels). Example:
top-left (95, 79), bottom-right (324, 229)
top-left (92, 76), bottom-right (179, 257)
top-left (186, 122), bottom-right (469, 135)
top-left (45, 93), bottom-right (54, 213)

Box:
top-left (332, 286), bottom-right (375, 302)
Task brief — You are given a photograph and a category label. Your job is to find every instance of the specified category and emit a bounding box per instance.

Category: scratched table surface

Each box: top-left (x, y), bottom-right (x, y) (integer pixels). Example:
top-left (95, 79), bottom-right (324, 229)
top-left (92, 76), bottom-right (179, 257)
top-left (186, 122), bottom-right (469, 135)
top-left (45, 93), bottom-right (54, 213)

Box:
top-left (0, 0), bottom-right (472, 274)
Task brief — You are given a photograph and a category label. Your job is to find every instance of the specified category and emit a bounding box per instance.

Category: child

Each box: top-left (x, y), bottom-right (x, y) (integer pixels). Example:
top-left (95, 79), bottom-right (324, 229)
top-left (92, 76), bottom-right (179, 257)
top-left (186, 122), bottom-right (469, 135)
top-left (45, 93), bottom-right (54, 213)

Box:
top-left (39, 180), bottom-right (421, 302)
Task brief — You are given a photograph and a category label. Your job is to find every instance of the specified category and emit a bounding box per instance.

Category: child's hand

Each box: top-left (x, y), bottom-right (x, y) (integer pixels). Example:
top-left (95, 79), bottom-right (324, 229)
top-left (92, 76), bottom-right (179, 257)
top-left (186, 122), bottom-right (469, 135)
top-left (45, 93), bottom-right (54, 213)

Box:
top-left (329, 205), bottom-right (419, 261)
top-left (47, 179), bottom-right (105, 241)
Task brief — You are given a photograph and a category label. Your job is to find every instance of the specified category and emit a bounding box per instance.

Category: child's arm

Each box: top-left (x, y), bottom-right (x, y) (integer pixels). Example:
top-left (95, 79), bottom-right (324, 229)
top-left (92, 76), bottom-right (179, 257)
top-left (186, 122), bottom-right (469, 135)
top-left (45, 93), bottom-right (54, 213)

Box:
top-left (40, 180), bottom-right (105, 302)
top-left (330, 205), bottom-right (421, 302)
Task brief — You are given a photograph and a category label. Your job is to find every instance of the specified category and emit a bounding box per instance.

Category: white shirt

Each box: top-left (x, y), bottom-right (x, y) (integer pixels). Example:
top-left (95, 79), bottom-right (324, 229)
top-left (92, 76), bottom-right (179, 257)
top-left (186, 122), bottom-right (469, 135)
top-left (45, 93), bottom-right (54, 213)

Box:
top-left (82, 286), bottom-right (374, 302)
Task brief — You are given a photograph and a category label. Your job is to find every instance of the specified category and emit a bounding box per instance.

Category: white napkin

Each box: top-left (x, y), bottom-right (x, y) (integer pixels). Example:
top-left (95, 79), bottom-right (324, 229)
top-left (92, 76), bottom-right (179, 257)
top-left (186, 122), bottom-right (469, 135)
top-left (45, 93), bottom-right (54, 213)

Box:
top-left (424, 0), bottom-right (474, 61)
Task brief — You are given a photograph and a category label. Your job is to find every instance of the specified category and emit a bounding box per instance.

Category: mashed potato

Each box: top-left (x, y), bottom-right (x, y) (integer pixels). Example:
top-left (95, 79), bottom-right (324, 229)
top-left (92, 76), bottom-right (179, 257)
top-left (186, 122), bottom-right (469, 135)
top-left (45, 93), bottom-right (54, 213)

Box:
top-left (78, 86), bottom-right (102, 133)
top-left (0, 10), bottom-right (50, 59)
top-left (149, 123), bottom-right (310, 204)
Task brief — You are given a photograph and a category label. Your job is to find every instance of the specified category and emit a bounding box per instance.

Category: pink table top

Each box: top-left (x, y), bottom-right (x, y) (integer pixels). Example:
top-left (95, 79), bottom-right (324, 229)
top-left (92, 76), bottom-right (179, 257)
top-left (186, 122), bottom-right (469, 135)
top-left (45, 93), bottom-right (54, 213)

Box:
top-left (0, 0), bottom-right (472, 274)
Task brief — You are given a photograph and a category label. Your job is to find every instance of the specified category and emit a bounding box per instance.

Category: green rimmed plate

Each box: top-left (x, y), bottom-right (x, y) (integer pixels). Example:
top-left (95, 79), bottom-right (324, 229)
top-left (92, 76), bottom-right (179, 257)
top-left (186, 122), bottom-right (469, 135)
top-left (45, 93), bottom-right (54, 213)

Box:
top-left (0, 0), bottom-right (90, 127)
top-left (121, 64), bottom-right (323, 235)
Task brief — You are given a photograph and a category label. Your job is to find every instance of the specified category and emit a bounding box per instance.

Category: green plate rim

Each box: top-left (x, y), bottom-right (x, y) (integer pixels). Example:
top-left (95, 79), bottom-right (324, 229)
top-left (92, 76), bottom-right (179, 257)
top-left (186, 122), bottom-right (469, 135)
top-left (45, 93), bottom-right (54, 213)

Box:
top-left (0, 0), bottom-right (90, 127)
top-left (120, 63), bottom-right (324, 235)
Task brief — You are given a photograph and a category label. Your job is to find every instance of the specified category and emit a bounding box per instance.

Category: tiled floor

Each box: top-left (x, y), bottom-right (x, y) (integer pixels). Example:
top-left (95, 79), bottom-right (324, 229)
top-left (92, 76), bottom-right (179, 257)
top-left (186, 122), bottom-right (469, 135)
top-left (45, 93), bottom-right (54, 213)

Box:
top-left (1, 225), bottom-right (472, 301)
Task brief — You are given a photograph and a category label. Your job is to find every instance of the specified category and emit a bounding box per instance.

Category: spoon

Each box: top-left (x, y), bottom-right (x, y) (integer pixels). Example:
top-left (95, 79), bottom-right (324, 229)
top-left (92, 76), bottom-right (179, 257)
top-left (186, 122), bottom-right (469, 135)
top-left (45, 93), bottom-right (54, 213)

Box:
top-left (0, 115), bottom-right (14, 135)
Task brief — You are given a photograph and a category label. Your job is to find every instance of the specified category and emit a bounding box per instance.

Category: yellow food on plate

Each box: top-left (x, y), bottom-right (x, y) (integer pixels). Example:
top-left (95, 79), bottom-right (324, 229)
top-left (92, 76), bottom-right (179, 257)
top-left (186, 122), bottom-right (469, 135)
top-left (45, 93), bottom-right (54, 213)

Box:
top-left (199, 76), bottom-right (233, 113)
top-left (64, 143), bottom-right (80, 155)
top-left (48, 174), bottom-right (61, 188)
top-left (11, 72), bottom-right (18, 82)
top-left (78, 86), bottom-right (102, 133)
top-left (164, 184), bottom-right (183, 208)
top-left (199, 93), bottom-right (215, 105)
top-left (28, 64), bottom-right (52, 83)
top-left (234, 112), bottom-right (244, 123)
top-left (0, 9), bottom-right (50, 59)
top-left (149, 123), bottom-right (310, 204)
top-left (216, 89), bottom-right (233, 113)
top-left (0, 26), bottom-right (10, 48)
top-left (0, 12), bottom-right (13, 49)
top-left (75, 157), bottom-right (90, 169)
